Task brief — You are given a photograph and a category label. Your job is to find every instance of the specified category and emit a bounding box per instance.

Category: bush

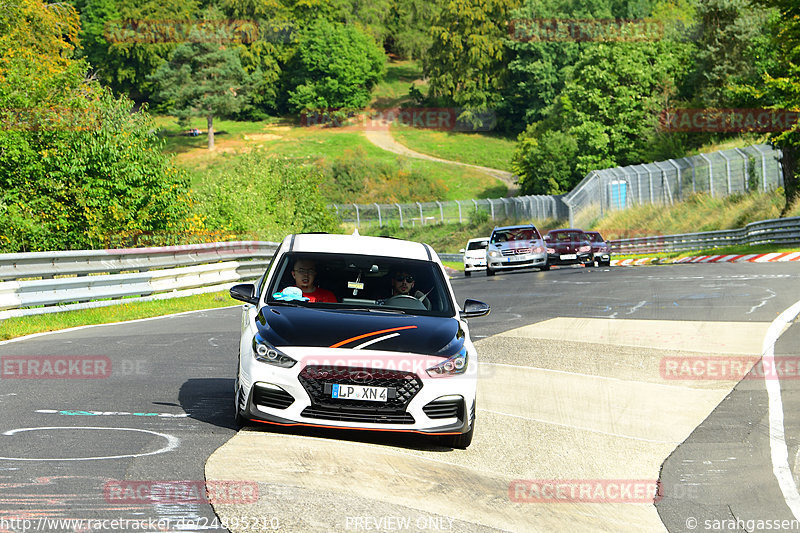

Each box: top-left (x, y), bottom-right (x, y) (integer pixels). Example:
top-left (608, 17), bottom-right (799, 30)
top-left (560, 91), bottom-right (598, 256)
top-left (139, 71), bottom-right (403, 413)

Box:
top-left (513, 126), bottom-right (580, 195)
top-left (195, 153), bottom-right (338, 239)
top-left (0, 91), bottom-right (194, 252)
top-left (318, 147), bottom-right (448, 204)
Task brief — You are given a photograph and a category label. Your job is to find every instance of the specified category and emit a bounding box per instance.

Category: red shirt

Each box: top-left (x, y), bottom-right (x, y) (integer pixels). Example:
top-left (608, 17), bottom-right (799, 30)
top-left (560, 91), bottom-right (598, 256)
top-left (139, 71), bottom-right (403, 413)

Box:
top-left (303, 287), bottom-right (337, 303)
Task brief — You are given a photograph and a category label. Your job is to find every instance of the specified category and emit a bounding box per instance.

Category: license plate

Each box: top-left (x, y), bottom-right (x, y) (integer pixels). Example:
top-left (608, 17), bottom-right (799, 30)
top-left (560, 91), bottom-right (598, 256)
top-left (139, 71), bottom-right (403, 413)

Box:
top-left (560, 254), bottom-right (577, 260)
top-left (331, 384), bottom-right (388, 402)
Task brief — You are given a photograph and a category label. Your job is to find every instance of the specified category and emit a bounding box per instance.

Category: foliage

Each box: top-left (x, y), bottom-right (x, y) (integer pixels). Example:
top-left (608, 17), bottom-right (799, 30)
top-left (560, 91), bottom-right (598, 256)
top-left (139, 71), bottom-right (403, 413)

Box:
top-left (286, 18), bottom-right (385, 114)
top-left (422, 0), bottom-right (520, 120)
top-left (194, 153), bottom-right (338, 238)
top-left (513, 127), bottom-right (578, 194)
top-left (74, 0), bottom-right (199, 103)
top-left (383, 0), bottom-right (439, 59)
top-left (317, 147), bottom-right (448, 204)
top-left (0, 0), bottom-right (194, 253)
top-left (0, 91), bottom-right (194, 253)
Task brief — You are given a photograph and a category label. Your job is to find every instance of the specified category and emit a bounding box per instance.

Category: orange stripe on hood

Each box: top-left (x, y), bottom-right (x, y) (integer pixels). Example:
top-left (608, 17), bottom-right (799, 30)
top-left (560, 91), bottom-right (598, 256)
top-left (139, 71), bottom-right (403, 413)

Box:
top-left (329, 325), bottom-right (418, 348)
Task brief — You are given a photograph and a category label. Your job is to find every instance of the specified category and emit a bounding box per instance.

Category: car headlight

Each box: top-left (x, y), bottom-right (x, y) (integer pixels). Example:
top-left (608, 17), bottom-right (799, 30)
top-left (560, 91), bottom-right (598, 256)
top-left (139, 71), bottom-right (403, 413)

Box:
top-left (533, 246), bottom-right (544, 253)
top-left (252, 336), bottom-right (296, 368)
top-left (426, 347), bottom-right (468, 377)
top-left (489, 251), bottom-right (499, 257)
top-left (579, 245), bottom-right (591, 252)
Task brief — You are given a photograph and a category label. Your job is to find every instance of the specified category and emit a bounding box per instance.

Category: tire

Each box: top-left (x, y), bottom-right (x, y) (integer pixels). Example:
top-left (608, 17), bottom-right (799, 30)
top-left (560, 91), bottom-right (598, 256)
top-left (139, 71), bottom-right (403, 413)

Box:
top-left (439, 423), bottom-right (474, 449)
top-left (233, 381), bottom-right (250, 429)
top-left (540, 264), bottom-right (550, 271)
top-left (486, 268), bottom-right (495, 276)
top-left (601, 260), bottom-right (611, 267)
top-left (465, 270), bottom-right (471, 277)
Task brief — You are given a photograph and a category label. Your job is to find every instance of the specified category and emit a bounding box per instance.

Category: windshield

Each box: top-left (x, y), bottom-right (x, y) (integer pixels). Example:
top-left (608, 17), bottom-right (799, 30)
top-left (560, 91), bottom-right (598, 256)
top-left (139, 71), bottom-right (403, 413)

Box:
top-left (467, 240), bottom-right (488, 251)
top-left (551, 231), bottom-right (586, 242)
top-left (491, 227), bottom-right (540, 243)
top-left (264, 252), bottom-right (455, 317)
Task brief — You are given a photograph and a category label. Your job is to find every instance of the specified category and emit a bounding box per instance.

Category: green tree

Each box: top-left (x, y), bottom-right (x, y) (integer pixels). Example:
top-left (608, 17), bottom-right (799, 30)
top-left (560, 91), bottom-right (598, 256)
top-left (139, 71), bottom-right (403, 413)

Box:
top-left (513, 127), bottom-right (579, 194)
top-left (0, 0), bottom-right (194, 252)
top-left (73, 0), bottom-right (199, 103)
top-left (150, 27), bottom-right (250, 149)
top-left (423, 0), bottom-right (520, 120)
top-left (741, 0), bottom-right (800, 213)
top-left (383, 0), bottom-right (438, 59)
top-left (286, 18), bottom-right (385, 114)
top-left (688, 0), bottom-right (777, 107)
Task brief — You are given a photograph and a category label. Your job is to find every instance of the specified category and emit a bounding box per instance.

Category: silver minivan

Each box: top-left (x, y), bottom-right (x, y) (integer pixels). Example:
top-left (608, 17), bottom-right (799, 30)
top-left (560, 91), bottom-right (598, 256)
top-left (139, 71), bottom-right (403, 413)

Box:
top-left (485, 224), bottom-right (548, 275)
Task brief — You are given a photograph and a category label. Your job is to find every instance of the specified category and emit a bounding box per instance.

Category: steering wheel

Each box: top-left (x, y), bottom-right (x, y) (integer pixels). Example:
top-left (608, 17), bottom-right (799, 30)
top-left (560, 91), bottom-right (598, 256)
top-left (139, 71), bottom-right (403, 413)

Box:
top-left (384, 294), bottom-right (427, 310)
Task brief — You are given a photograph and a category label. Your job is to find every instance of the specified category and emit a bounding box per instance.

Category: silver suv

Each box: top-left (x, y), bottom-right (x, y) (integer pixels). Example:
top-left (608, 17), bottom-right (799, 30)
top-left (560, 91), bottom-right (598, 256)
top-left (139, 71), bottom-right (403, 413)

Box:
top-left (485, 224), bottom-right (548, 275)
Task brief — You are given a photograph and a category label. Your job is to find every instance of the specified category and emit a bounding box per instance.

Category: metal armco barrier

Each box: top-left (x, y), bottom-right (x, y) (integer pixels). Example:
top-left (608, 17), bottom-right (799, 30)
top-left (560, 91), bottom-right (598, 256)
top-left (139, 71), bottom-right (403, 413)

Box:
top-left (609, 217), bottom-right (800, 254)
top-left (0, 242), bottom-right (279, 320)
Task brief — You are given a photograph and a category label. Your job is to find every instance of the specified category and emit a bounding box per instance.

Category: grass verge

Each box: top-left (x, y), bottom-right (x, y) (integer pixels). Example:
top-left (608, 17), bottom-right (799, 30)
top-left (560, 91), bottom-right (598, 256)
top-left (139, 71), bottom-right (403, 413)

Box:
top-left (391, 123), bottom-right (517, 172)
top-left (0, 291), bottom-right (236, 341)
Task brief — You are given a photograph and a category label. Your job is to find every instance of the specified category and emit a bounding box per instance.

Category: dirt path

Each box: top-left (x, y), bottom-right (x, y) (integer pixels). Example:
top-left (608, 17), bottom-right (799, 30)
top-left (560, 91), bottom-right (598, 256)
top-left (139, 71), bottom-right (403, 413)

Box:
top-left (363, 129), bottom-right (519, 196)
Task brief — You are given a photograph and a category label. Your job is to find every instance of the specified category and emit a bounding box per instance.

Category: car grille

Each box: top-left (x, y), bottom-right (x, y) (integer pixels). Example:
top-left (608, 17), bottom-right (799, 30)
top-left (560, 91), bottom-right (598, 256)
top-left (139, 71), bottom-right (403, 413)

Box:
top-left (253, 384), bottom-right (294, 409)
top-left (502, 248), bottom-right (531, 256)
top-left (298, 365), bottom-right (423, 424)
top-left (300, 405), bottom-right (415, 424)
top-left (423, 398), bottom-right (464, 420)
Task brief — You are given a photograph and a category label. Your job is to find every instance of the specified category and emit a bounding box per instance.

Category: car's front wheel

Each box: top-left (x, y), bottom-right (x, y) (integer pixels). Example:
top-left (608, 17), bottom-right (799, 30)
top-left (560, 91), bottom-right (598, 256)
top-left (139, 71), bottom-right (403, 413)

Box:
top-left (233, 380), bottom-right (250, 428)
top-left (486, 267), bottom-right (495, 276)
top-left (540, 264), bottom-right (550, 271)
top-left (465, 270), bottom-right (471, 277)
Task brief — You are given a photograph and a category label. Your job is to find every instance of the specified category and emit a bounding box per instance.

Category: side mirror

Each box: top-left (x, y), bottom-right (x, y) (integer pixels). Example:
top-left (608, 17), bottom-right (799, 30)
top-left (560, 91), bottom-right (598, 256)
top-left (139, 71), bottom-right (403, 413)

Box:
top-left (461, 298), bottom-right (490, 318)
top-left (230, 283), bottom-right (258, 305)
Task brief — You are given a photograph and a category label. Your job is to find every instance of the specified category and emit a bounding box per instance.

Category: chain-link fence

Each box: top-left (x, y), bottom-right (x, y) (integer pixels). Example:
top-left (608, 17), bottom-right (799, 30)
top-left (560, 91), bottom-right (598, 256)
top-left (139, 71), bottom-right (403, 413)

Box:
top-left (330, 144), bottom-right (784, 229)
top-left (562, 144), bottom-right (783, 227)
top-left (331, 195), bottom-right (569, 229)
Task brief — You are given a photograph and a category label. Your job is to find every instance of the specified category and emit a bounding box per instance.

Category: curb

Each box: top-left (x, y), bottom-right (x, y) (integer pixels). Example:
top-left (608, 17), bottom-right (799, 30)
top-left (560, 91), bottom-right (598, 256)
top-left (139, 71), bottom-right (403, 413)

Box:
top-left (611, 251), bottom-right (800, 267)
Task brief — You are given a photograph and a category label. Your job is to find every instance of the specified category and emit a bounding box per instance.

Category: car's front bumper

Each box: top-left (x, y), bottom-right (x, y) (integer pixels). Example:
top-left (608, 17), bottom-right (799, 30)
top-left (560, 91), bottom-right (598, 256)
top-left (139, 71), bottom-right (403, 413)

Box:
top-left (547, 252), bottom-right (591, 265)
top-left (593, 252), bottom-right (611, 262)
top-left (238, 347), bottom-right (477, 435)
top-left (464, 259), bottom-right (487, 272)
top-left (487, 252), bottom-right (547, 271)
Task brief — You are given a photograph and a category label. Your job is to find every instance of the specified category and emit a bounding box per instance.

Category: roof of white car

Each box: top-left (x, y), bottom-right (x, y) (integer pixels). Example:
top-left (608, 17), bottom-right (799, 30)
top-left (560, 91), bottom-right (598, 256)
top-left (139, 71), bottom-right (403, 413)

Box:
top-left (284, 233), bottom-right (434, 261)
top-left (467, 237), bottom-right (490, 243)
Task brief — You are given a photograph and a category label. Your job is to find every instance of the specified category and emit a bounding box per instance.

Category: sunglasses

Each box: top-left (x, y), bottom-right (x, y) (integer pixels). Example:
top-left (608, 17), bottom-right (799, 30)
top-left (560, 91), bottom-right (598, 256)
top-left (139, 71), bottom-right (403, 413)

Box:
top-left (394, 275), bottom-right (414, 283)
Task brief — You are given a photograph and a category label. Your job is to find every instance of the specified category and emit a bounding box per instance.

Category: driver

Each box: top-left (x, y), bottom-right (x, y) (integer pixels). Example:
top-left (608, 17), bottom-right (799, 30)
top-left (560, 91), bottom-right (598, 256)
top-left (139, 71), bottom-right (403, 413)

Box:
top-left (390, 270), bottom-right (430, 309)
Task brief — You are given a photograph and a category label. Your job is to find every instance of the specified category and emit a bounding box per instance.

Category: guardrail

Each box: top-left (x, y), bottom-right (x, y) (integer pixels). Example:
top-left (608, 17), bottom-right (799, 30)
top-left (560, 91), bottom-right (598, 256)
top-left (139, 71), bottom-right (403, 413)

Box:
top-left (0, 242), bottom-right (279, 320)
top-left (609, 217), bottom-right (800, 254)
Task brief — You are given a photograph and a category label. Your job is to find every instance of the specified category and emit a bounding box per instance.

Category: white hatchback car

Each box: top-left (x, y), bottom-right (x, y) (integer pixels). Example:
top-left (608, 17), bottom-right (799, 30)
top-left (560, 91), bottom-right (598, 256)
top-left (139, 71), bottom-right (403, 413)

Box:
top-left (230, 233), bottom-right (490, 448)
top-left (460, 237), bottom-right (489, 276)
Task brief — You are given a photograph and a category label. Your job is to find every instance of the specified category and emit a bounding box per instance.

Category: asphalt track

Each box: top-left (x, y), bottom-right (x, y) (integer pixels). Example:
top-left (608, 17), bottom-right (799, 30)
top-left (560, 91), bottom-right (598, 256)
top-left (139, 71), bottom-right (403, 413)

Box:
top-left (0, 262), bottom-right (798, 532)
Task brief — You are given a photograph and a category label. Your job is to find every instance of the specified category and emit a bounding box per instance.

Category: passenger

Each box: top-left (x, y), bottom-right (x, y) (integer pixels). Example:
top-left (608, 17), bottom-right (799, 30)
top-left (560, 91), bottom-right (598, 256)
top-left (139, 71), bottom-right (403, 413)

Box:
top-left (288, 259), bottom-right (337, 303)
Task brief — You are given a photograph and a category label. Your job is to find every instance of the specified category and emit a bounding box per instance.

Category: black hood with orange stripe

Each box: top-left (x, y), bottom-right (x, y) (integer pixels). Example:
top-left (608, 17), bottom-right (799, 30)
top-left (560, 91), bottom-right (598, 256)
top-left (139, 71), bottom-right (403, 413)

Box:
top-left (255, 306), bottom-right (464, 357)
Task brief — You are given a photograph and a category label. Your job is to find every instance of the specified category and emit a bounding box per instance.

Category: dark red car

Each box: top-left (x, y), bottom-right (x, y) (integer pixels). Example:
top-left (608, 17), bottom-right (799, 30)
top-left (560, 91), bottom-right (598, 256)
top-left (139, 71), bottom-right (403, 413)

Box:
top-left (544, 229), bottom-right (593, 267)
top-left (584, 231), bottom-right (612, 267)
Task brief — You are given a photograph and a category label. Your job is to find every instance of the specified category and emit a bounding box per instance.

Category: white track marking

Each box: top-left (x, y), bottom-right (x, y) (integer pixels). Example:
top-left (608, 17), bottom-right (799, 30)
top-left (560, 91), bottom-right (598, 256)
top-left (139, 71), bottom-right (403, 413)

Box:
top-left (763, 299), bottom-right (800, 520)
top-left (0, 427), bottom-right (180, 461)
top-left (748, 289), bottom-right (777, 314)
